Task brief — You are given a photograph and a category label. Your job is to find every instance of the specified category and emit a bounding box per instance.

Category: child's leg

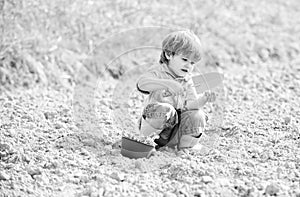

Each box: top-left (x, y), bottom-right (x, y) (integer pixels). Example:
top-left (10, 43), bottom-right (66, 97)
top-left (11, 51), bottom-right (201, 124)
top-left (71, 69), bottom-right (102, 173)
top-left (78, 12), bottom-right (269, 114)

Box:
top-left (139, 102), bottom-right (178, 138)
top-left (167, 109), bottom-right (206, 148)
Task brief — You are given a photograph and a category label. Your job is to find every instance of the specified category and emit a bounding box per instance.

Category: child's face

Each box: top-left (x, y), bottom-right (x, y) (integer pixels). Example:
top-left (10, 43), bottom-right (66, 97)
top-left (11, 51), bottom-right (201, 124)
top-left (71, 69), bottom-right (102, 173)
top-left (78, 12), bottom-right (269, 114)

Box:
top-left (167, 54), bottom-right (195, 77)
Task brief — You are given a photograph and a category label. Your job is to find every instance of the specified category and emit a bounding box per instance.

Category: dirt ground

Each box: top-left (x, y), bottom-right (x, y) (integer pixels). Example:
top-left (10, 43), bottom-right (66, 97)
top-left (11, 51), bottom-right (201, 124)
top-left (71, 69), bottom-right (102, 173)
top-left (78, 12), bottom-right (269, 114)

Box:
top-left (0, 0), bottom-right (300, 196)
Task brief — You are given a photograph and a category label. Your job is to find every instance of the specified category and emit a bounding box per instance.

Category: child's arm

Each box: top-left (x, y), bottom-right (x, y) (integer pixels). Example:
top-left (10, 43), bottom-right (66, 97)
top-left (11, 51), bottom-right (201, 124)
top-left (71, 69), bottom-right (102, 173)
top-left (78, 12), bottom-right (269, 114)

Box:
top-left (186, 92), bottom-right (216, 110)
top-left (137, 74), bottom-right (183, 94)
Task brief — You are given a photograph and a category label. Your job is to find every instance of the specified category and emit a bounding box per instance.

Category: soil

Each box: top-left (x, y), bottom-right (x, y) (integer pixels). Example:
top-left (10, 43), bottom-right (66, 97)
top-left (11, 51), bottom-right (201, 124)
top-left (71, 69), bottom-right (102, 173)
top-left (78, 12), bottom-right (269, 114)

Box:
top-left (0, 0), bottom-right (300, 196)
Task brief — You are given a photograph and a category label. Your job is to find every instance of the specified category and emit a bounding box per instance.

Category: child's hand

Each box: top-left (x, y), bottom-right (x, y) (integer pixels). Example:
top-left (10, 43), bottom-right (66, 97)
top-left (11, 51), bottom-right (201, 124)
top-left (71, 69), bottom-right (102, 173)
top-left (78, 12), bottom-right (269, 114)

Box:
top-left (203, 91), bottom-right (216, 103)
top-left (196, 91), bottom-right (216, 108)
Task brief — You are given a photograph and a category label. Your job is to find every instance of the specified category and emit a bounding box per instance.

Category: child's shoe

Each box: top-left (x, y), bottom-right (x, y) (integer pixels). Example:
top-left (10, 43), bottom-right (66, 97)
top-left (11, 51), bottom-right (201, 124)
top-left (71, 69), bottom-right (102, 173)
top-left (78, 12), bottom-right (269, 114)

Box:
top-left (154, 126), bottom-right (176, 148)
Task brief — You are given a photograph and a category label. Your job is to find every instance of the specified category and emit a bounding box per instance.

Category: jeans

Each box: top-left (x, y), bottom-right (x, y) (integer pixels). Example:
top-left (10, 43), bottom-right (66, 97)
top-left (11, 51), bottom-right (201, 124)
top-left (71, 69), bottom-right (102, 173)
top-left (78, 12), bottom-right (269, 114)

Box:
top-left (140, 102), bottom-right (206, 149)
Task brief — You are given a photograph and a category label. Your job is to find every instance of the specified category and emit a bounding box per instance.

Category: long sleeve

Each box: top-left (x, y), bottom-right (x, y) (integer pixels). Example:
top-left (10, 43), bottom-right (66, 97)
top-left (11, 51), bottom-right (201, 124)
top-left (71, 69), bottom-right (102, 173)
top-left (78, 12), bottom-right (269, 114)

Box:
top-left (136, 71), bottom-right (161, 94)
top-left (136, 69), bottom-right (178, 94)
top-left (184, 79), bottom-right (202, 110)
top-left (185, 79), bottom-right (197, 101)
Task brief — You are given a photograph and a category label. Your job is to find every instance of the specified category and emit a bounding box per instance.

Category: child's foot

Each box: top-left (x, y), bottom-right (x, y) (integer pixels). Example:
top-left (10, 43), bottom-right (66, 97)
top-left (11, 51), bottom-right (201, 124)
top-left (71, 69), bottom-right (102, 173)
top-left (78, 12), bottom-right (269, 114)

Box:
top-left (154, 127), bottom-right (173, 147)
top-left (155, 145), bottom-right (160, 150)
top-left (154, 137), bottom-right (168, 148)
top-left (190, 144), bottom-right (211, 155)
top-left (191, 143), bottom-right (203, 151)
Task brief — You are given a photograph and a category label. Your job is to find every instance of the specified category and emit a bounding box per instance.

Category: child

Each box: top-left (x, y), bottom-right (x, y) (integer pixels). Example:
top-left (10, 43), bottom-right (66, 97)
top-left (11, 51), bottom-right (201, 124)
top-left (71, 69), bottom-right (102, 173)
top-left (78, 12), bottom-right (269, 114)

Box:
top-left (136, 30), bottom-right (216, 150)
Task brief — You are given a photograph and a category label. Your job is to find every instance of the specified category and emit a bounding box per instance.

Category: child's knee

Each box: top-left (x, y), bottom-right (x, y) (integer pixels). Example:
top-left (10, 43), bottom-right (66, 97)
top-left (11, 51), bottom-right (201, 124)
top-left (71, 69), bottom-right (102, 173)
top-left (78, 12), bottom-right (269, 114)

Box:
top-left (140, 102), bottom-right (178, 136)
top-left (143, 103), bottom-right (177, 121)
top-left (187, 110), bottom-right (206, 128)
top-left (178, 110), bottom-right (206, 140)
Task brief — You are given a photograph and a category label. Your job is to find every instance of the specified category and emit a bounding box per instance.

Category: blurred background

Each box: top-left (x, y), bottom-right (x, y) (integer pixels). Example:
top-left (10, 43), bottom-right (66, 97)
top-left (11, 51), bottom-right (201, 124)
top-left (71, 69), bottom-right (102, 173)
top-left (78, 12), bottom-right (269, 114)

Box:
top-left (1, 0), bottom-right (299, 91)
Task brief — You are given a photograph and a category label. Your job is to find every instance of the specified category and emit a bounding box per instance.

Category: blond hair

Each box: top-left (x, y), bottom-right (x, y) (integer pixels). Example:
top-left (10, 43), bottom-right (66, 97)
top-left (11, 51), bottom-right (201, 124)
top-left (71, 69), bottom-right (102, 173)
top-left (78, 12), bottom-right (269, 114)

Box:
top-left (159, 30), bottom-right (202, 65)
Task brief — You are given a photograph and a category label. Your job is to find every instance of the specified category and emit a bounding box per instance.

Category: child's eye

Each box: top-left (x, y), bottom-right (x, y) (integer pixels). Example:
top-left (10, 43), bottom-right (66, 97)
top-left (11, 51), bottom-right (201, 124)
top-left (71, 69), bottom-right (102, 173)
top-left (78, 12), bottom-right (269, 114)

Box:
top-left (191, 62), bottom-right (195, 65)
top-left (182, 58), bottom-right (188, 62)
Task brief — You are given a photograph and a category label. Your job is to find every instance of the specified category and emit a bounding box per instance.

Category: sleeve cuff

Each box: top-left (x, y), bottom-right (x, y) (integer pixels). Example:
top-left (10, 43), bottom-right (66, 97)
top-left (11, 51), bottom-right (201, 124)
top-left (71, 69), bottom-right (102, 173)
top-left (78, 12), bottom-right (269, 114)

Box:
top-left (136, 84), bottom-right (150, 94)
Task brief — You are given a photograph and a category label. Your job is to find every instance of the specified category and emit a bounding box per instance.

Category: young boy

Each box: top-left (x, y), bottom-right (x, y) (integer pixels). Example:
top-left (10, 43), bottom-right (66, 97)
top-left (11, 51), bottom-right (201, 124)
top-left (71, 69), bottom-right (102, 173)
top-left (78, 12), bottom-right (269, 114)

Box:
top-left (136, 30), bottom-right (216, 150)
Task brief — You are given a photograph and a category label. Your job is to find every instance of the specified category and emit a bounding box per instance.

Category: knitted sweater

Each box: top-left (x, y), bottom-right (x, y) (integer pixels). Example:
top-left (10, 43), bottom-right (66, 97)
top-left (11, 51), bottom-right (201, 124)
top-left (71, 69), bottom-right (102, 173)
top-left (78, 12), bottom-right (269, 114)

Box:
top-left (136, 63), bottom-right (198, 110)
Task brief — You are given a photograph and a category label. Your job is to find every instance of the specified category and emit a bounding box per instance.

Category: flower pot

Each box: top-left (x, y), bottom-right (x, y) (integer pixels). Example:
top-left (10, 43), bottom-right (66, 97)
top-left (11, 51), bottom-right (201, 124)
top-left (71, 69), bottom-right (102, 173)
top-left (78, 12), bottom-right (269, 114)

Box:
top-left (121, 137), bottom-right (155, 159)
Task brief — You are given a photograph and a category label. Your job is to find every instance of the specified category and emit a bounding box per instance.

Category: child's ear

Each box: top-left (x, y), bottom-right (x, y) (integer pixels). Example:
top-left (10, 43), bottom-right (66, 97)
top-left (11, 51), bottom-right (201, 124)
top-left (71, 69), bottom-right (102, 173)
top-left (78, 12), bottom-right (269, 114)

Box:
top-left (165, 52), bottom-right (171, 60)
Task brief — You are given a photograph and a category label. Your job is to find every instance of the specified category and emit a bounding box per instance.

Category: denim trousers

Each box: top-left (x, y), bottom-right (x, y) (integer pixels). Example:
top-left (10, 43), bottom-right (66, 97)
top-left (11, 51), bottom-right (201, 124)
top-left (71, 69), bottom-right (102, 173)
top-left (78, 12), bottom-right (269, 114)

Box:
top-left (140, 102), bottom-right (206, 148)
